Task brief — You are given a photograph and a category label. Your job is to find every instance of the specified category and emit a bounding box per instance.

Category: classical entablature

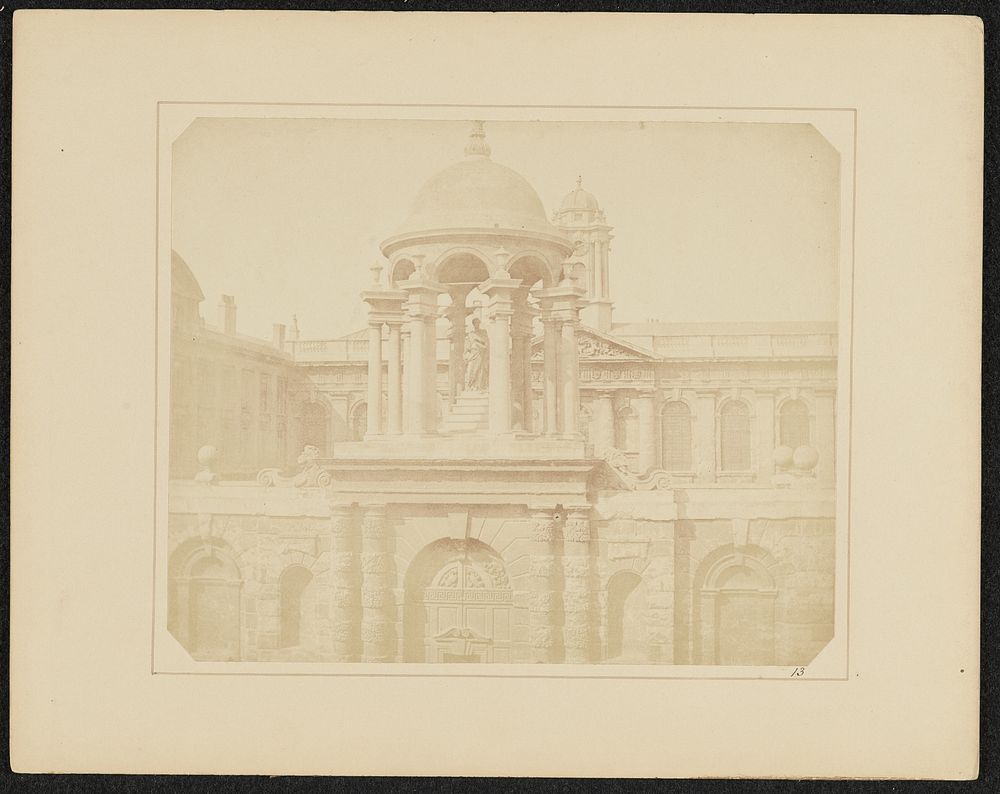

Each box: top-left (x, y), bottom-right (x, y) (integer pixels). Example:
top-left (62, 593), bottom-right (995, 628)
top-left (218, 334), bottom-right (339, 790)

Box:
top-left (531, 326), bottom-right (660, 389)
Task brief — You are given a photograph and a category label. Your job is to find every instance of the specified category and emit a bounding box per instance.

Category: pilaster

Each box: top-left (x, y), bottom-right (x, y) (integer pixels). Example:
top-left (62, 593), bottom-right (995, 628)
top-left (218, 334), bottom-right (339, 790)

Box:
top-left (360, 504), bottom-right (393, 662)
top-left (695, 390), bottom-right (718, 483)
top-left (593, 390), bottom-right (616, 454)
top-left (636, 392), bottom-right (657, 473)
top-left (755, 389), bottom-right (777, 481)
top-left (529, 509), bottom-right (561, 664)
top-left (329, 503), bottom-right (361, 662)
top-left (562, 506), bottom-right (594, 664)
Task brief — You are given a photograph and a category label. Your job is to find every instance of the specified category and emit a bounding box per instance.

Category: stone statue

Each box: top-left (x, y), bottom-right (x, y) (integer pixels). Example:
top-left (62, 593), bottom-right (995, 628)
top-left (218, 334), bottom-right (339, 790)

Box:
top-left (463, 318), bottom-right (489, 391)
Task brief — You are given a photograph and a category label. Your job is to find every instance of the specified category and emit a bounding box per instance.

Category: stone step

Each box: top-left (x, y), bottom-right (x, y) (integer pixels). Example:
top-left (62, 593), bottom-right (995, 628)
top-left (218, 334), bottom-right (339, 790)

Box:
top-left (445, 414), bottom-right (486, 424)
top-left (444, 391), bottom-right (490, 433)
top-left (450, 405), bottom-right (490, 416)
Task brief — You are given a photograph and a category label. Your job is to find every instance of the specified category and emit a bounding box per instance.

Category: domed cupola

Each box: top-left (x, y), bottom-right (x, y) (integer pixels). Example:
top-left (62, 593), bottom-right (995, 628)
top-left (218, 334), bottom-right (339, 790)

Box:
top-left (553, 176), bottom-right (607, 227)
top-left (382, 122), bottom-right (567, 251)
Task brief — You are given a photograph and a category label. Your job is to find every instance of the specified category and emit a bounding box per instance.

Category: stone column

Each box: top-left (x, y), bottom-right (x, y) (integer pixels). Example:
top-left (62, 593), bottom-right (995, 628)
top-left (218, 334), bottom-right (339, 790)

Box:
top-left (400, 277), bottom-right (445, 435)
top-left (361, 287), bottom-right (406, 438)
top-left (562, 507), bottom-right (594, 664)
top-left (755, 390), bottom-right (777, 482)
top-left (695, 390), bottom-right (718, 483)
top-left (541, 314), bottom-right (561, 436)
top-left (559, 315), bottom-right (581, 437)
top-left (360, 504), bottom-right (393, 662)
top-left (386, 320), bottom-right (404, 435)
top-left (510, 331), bottom-right (526, 431)
top-left (529, 509), bottom-right (560, 663)
top-left (480, 274), bottom-right (520, 436)
top-left (400, 327), bottom-right (410, 432)
top-left (445, 291), bottom-right (469, 404)
top-left (521, 322), bottom-right (536, 434)
top-left (509, 289), bottom-right (535, 433)
top-left (815, 389), bottom-right (836, 485)
top-left (329, 503), bottom-right (360, 662)
top-left (636, 392), bottom-right (657, 473)
top-left (593, 390), bottom-right (616, 454)
top-left (538, 283), bottom-right (586, 439)
top-left (366, 322), bottom-right (383, 436)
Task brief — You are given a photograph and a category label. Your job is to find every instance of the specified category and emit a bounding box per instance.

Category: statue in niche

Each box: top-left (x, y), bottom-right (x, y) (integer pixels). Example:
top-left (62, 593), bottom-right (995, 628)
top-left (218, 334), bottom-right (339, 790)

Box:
top-left (464, 318), bottom-right (490, 391)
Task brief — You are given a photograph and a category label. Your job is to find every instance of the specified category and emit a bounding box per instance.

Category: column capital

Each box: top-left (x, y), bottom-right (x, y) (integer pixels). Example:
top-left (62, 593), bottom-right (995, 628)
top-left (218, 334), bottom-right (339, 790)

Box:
top-left (399, 277), bottom-right (447, 319)
top-left (480, 276), bottom-right (522, 318)
top-left (534, 284), bottom-right (587, 306)
top-left (361, 287), bottom-right (408, 324)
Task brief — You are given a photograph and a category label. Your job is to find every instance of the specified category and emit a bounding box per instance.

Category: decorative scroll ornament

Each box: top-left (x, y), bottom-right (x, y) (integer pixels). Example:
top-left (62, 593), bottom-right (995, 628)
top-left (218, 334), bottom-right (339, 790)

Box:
top-left (602, 448), bottom-right (672, 491)
top-left (257, 445), bottom-right (332, 488)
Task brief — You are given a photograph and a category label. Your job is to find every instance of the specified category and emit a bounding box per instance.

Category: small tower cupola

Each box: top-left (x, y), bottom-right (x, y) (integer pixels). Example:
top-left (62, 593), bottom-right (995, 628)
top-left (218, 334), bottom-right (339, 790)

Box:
top-left (553, 175), bottom-right (606, 227)
top-left (553, 177), bottom-right (615, 332)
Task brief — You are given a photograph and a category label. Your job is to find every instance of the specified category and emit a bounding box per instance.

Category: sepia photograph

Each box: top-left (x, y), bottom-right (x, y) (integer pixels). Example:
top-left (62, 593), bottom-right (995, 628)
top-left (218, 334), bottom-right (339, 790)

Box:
top-left (11, 11), bottom-right (981, 777)
top-left (162, 113), bottom-right (846, 669)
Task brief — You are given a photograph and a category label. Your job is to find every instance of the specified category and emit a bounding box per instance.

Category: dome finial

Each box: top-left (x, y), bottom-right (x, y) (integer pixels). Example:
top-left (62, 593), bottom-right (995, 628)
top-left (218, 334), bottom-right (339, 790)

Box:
top-left (464, 120), bottom-right (492, 159)
top-left (576, 175), bottom-right (583, 188)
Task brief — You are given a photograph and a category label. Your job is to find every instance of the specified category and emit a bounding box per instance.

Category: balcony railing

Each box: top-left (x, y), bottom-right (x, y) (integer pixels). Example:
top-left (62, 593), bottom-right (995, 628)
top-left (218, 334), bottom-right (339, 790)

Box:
top-left (652, 333), bottom-right (837, 360)
top-left (287, 338), bottom-right (369, 362)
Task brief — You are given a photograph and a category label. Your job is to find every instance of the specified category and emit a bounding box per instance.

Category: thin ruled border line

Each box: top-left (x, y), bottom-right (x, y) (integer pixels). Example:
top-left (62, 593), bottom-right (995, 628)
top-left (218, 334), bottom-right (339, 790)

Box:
top-left (152, 102), bottom-right (856, 681)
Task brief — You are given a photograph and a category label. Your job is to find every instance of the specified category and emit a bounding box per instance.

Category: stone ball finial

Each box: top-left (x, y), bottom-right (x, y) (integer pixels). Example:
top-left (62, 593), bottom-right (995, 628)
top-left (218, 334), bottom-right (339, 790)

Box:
top-left (792, 445), bottom-right (820, 471)
top-left (194, 445), bottom-right (218, 484)
top-left (774, 445), bottom-right (794, 469)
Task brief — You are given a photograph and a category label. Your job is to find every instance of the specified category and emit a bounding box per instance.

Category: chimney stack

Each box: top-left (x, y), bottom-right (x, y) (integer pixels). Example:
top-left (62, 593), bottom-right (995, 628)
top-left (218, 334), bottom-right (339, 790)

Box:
top-left (219, 295), bottom-right (237, 335)
top-left (272, 323), bottom-right (286, 350)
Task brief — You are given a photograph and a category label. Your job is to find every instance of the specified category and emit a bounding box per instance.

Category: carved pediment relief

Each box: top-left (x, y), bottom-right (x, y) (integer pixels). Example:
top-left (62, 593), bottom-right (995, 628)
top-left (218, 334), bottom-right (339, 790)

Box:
top-left (531, 327), bottom-right (660, 363)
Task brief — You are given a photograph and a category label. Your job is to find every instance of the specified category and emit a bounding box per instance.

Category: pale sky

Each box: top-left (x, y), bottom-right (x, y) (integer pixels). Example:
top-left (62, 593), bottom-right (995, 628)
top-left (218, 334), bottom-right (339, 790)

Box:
top-left (171, 118), bottom-right (840, 340)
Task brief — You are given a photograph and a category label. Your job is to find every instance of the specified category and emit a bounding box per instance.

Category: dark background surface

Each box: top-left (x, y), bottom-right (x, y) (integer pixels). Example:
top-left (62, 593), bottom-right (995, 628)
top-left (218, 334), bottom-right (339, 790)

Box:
top-left (0, 0), bottom-right (995, 789)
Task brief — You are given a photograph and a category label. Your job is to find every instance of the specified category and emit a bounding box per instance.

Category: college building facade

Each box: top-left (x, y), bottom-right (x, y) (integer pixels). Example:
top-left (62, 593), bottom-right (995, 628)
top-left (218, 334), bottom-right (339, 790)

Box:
top-left (167, 123), bottom-right (837, 666)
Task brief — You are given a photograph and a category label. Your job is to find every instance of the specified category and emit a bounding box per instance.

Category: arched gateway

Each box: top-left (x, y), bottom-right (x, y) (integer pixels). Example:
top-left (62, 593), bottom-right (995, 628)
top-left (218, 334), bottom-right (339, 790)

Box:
top-left (403, 538), bottom-right (513, 663)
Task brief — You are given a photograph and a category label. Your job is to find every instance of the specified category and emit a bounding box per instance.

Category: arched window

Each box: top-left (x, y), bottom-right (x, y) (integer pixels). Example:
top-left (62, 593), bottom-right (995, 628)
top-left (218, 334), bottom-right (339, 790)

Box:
top-left (700, 554), bottom-right (777, 666)
top-left (301, 401), bottom-right (329, 455)
top-left (168, 540), bottom-right (243, 662)
top-left (615, 406), bottom-right (638, 453)
top-left (350, 402), bottom-right (367, 442)
top-left (279, 565), bottom-right (314, 648)
top-left (661, 401), bottom-right (692, 471)
top-left (720, 400), bottom-right (751, 471)
top-left (779, 399), bottom-right (810, 449)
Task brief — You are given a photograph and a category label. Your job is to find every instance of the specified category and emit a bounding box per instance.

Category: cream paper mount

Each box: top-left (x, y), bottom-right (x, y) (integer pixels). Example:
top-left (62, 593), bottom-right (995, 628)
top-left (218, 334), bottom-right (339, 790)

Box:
top-left (10, 11), bottom-right (982, 778)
